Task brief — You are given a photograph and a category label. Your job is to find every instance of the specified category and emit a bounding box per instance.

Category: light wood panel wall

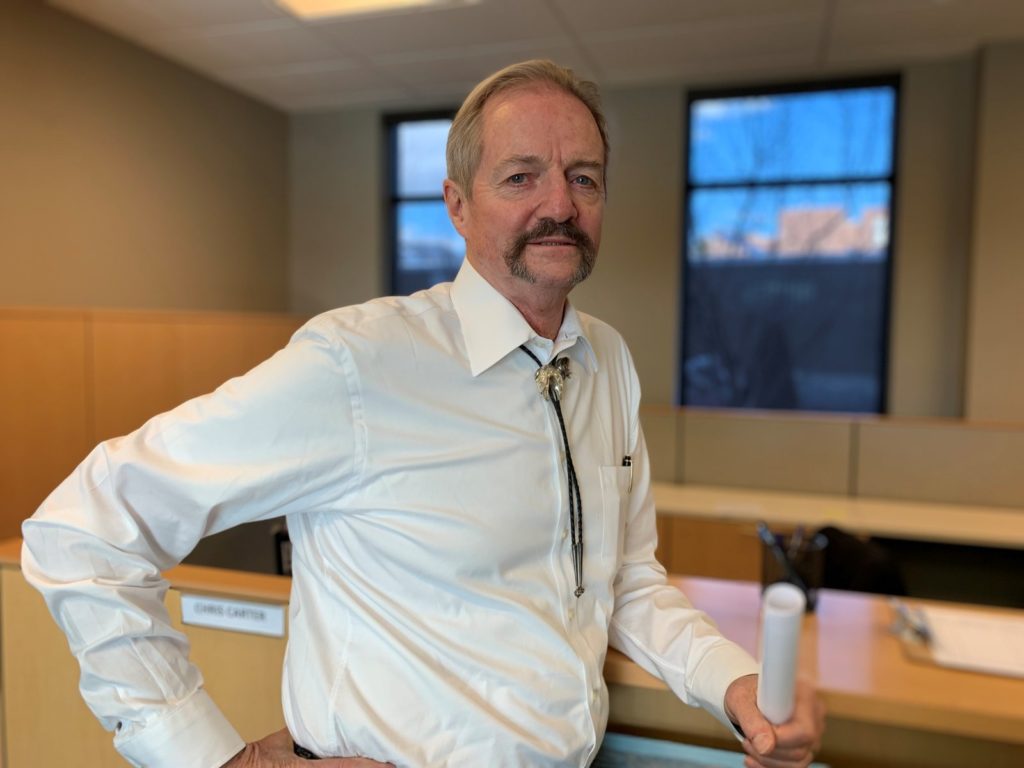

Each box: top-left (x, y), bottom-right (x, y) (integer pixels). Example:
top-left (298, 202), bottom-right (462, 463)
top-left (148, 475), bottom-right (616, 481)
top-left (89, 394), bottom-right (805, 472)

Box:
top-left (1, 561), bottom-right (289, 768)
top-left (90, 311), bottom-right (302, 441)
top-left (654, 515), bottom-right (762, 581)
top-left (0, 310), bottom-right (92, 540)
top-left (0, 308), bottom-right (306, 539)
top-left (2, 567), bottom-right (121, 767)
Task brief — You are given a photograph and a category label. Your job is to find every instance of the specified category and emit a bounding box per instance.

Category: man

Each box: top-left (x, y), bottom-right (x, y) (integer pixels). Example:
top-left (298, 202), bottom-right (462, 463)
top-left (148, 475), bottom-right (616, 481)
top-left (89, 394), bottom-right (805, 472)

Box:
top-left (23, 60), bottom-right (823, 768)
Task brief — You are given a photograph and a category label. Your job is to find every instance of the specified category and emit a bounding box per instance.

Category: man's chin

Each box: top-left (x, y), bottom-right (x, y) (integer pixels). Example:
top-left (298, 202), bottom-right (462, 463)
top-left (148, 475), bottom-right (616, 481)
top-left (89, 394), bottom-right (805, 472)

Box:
top-left (519, 258), bottom-right (593, 290)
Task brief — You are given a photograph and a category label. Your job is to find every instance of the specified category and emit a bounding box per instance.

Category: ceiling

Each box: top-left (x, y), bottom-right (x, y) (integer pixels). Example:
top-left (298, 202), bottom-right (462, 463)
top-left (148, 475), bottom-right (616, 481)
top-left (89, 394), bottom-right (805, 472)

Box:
top-left (49, 0), bottom-right (1024, 112)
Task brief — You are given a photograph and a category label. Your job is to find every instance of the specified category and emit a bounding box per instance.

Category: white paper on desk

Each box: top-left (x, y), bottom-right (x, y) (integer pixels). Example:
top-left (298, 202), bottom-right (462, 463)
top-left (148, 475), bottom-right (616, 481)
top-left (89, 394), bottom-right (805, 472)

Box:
top-left (921, 605), bottom-right (1024, 679)
top-left (757, 583), bottom-right (805, 724)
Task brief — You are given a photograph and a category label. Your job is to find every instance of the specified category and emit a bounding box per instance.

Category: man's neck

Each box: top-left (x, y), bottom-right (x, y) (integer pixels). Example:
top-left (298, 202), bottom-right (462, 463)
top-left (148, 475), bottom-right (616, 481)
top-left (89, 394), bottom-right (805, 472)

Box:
top-left (511, 294), bottom-right (566, 341)
top-left (467, 257), bottom-right (569, 340)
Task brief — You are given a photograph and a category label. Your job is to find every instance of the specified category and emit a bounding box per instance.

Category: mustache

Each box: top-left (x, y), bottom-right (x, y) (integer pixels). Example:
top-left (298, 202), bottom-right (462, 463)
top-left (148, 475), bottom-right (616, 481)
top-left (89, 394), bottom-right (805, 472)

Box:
top-left (504, 218), bottom-right (597, 287)
top-left (512, 218), bottom-right (596, 255)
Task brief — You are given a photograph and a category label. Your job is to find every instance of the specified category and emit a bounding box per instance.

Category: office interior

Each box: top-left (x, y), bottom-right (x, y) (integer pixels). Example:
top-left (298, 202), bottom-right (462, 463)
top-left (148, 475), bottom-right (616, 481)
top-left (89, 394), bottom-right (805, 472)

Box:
top-left (1, 1), bottom-right (1023, 766)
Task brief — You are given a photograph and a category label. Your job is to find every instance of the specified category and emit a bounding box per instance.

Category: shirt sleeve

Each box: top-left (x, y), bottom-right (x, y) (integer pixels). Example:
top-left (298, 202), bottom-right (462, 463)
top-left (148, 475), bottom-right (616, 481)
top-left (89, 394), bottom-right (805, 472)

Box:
top-left (21, 319), bottom-right (364, 768)
top-left (607, 366), bottom-right (759, 735)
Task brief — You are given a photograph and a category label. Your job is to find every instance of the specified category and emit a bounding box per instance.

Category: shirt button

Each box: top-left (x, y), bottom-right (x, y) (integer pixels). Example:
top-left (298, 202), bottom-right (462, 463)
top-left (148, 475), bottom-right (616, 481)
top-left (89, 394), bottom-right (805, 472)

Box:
top-left (591, 691), bottom-right (599, 705)
top-left (568, 608), bottom-right (575, 621)
top-left (562, 527), bottom-right (569, 541)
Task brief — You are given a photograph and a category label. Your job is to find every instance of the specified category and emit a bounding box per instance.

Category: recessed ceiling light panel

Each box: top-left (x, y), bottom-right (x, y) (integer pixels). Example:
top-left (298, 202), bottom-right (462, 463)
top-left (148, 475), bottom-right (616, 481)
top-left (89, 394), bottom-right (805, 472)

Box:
top-left (274, 0), bottom-right (480, 21)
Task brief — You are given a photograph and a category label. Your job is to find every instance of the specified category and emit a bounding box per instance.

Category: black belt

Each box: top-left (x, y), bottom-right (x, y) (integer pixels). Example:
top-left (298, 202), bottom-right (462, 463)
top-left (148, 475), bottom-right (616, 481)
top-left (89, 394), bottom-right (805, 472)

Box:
top-left (293, 742), bottom-right (320, 760)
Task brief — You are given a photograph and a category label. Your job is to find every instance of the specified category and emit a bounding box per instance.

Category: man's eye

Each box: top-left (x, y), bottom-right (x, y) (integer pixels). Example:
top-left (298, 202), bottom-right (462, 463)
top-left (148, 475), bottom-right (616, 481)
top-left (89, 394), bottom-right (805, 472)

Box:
top-left (507, 173), bottom-right (527, 184)
top-left (573, 175), bottom-right (595, 187)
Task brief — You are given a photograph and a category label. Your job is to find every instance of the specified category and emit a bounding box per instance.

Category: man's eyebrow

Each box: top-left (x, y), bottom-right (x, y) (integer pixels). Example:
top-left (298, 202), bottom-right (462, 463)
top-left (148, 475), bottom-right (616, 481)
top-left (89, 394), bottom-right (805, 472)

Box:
top-left (492, 155), bottom-right (605, 176)
top-left (493, 155), bottom-right (544, 175)
top-left (568, 159), bottom-right (605, 176)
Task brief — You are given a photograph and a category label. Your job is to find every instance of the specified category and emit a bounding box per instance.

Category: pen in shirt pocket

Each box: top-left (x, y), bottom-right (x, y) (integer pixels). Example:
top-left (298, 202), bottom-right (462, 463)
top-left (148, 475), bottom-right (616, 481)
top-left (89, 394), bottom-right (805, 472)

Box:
top-left (622, 455), bottom-right (632, 493)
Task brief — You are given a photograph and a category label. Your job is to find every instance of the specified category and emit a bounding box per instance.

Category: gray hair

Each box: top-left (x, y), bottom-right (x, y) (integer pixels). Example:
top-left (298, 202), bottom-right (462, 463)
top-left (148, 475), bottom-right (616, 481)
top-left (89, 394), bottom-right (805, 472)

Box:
top-left (446, 59), bottom-right (609, 197)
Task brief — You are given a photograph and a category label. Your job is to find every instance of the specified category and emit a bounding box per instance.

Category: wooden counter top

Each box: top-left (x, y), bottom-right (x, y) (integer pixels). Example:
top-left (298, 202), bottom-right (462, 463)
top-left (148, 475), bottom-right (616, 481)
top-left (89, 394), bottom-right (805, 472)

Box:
top-left (653, 482), bottom-right (1024, 549)
top-left (605, 575), bottom-right (1024, 745)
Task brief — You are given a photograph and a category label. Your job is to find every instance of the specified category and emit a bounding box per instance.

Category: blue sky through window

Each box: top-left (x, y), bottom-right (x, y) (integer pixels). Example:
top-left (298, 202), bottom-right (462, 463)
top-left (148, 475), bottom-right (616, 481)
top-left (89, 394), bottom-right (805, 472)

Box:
top-left (690, 87), bottom-right (895, 183)
top-left (688, 86), bottom-right (896, 263)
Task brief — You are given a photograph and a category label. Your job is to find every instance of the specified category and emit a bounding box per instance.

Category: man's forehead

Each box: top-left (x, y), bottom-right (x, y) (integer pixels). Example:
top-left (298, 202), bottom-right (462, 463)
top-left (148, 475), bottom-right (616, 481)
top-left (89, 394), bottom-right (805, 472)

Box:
top-left (479, 85), bottom-right (603, 154)
top-left (483, 82), bottom-right (592, 123)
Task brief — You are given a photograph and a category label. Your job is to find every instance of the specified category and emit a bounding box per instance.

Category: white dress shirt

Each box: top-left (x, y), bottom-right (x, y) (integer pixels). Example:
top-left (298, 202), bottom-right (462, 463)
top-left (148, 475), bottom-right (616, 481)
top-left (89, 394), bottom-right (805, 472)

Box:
top-left (22, 260), bottom-right (758, 768)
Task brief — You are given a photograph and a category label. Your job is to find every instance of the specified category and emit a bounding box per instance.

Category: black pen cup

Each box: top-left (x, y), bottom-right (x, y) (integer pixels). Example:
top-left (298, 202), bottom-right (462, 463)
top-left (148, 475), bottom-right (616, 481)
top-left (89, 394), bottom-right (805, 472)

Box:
top-left (760, 531), bottom-right (827, 612)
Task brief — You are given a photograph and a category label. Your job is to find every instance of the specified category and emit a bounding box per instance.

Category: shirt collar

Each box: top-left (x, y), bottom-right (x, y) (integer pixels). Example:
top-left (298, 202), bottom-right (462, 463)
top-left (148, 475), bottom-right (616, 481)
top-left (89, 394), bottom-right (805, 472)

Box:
top-left (450, 259), bottom-right (598, 377)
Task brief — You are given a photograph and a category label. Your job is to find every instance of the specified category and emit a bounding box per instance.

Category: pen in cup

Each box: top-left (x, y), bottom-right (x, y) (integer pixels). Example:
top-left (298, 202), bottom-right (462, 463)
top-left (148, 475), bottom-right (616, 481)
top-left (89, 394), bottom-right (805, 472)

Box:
top-left (757, 521), bottom-right (810, 595)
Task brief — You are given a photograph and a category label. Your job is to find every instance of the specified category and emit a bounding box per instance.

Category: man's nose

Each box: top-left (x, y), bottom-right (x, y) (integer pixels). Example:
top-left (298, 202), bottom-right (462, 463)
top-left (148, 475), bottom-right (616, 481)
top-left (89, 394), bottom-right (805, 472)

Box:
top-left (537, 176), bottom-right (577, 223)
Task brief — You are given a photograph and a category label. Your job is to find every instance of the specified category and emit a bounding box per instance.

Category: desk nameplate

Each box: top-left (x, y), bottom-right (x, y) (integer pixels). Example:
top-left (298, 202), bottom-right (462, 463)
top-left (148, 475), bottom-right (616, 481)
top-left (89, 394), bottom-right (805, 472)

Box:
top-left (180, 594), bottom-right (285, 637)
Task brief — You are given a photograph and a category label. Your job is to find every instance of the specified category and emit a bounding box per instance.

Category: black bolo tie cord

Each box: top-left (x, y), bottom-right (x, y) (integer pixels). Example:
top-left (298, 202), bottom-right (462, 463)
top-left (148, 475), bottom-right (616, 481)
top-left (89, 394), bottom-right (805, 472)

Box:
top-left (519, 344), bottom-right (584, 598)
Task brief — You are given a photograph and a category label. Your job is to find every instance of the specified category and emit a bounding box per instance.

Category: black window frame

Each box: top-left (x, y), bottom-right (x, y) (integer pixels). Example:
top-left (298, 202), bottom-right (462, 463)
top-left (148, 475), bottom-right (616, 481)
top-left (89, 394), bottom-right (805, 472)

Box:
top-left (385, 109), bottom-right (458, 296)
top-left (679, 74), bottom-right (902, 413)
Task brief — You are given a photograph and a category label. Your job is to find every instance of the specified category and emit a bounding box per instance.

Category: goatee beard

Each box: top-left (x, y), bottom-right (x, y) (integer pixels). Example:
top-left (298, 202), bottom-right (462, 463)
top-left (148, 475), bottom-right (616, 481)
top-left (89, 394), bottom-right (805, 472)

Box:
top-left (504, 218), bottom-right (596, 287)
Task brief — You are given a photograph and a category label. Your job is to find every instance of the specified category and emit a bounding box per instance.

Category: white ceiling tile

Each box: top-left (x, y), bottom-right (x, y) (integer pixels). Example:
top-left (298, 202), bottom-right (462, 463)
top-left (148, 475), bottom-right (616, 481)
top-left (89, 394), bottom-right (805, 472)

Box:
top-left (50, 0), bottom-right (163, 40)
top-left (234, 61), bottom-right (399, 96)
top-left (374, 40), bottom-right (593, 89)
top-left (45, 0), bottom-right (1024, 112)
top-left (111, 0), bottom-right (290, 29)
top-left (161, 20), bottom-right (350, 71)
top-left (232, 74), bottom-right (407, 111)
top-left (579, 12), bottom-right (820, 79)
top-left (828, 0), bottom-right (1024, 63)
top-left (311, 0), bottom-right (564, 58)
top-left (551, 0), bottom-right (822, 36)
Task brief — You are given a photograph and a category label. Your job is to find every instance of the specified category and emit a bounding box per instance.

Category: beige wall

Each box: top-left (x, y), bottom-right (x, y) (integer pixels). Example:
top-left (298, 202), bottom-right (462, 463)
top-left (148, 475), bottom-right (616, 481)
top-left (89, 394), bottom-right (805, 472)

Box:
top-left (889, 58), bottom-right (976, 418)
top-left (966, 43), bottom-right (1024, 422)
top-left (0, 0), bottom-right (289, 312)
top-left (572, 85), bottom-right (684, 404)
top-left (289, 109), bottom-right (383, 314)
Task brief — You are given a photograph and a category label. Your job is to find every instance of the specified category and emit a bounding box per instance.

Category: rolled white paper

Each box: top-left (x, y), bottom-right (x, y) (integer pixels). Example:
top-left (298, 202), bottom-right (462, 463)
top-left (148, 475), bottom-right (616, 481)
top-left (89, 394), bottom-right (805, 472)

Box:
top-left (757, 582), bottom-right (805, 725)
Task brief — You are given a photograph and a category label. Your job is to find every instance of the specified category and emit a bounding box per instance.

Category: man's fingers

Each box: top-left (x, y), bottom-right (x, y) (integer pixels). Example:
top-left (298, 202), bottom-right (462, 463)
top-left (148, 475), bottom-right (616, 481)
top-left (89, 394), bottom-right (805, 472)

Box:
top-left (724, 675), bottom-right (777, 756)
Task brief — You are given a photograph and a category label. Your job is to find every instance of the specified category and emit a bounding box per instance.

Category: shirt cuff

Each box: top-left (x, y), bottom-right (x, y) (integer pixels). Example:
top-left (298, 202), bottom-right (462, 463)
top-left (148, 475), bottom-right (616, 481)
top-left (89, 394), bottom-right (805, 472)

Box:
top-left (114, 688), bottom-right (246, 768)
top-left (687, 641), bottom-right (761, 737)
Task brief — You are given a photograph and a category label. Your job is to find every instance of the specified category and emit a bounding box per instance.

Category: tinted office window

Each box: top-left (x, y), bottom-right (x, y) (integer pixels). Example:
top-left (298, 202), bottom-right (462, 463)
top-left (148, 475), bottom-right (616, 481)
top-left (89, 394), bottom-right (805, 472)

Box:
top-left (682, 80), bottom-right (899, 413)
top-left (389, 116), bottom-right (463, 295)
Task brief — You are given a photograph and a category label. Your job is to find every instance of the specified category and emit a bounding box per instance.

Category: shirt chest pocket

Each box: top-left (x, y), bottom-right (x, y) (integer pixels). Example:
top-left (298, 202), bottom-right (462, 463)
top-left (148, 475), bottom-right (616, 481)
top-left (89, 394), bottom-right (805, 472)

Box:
top-left (597, 465), bottom-right (631, 562)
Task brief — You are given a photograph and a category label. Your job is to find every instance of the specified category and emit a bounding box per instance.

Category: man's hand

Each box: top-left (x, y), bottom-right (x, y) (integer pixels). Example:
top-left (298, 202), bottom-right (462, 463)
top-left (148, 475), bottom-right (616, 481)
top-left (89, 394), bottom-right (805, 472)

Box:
top-left (724, 674), bottom-right (825, 768)
top-left (222, 728), bottom-right (394, 767)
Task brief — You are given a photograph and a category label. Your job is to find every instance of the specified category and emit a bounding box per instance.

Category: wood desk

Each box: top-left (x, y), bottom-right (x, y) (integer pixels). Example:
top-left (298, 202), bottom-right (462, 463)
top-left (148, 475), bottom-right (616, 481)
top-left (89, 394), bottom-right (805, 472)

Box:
top-left (3, 540), bottom-right (1022, 767)
top-left (606, 575), bottom-right (1024, 768)
top-left (653, 482), bottom-right (1024, 549)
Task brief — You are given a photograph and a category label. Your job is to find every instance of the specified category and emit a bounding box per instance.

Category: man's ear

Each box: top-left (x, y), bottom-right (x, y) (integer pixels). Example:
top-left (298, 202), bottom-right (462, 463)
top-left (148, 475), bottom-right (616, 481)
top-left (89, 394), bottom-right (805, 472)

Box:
top-left (443, 179), bottom-right (469, 238)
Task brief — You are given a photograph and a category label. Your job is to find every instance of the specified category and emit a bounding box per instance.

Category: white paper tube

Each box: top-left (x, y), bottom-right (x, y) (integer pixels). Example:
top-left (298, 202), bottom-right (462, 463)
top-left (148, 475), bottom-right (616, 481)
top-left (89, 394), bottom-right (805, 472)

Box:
top-left (757, 582), bottom-right (805, 725)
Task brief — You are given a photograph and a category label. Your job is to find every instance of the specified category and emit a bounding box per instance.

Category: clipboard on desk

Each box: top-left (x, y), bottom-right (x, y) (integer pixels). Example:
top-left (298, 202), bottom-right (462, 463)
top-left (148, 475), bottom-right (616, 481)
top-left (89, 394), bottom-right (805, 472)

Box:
top-left (894, 600), bottom-right (1024, 679)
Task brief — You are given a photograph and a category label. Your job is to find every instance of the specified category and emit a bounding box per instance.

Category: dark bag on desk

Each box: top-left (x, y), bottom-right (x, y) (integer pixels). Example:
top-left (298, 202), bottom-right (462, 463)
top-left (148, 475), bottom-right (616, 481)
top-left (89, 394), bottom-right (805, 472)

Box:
top-left (818, 525), bottom-right (907, 596)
